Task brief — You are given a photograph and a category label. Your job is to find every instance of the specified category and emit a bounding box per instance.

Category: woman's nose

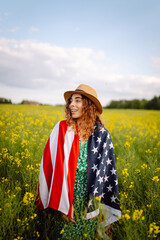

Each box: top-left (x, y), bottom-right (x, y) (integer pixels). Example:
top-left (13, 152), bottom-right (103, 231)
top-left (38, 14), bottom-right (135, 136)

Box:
top-left (70, 101), bottom-right (75, 107)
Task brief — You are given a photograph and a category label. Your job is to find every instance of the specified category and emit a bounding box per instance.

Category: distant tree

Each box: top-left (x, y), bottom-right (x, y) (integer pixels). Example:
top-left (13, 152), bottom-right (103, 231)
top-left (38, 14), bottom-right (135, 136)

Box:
top-left (105, 96), bottom-right (160, 110)
top-left (20, 100), bottom-right (40, 105)
top-left (131, 99), bottom-right (140, 109)
top-left (140, 99), bottom-right (148, 109)
top-left (0, 98), bottom-right (12, 104)
top-left (107, 100), bottom-right (119, 108)
top-left (146, 96), bottom-right (160, 110)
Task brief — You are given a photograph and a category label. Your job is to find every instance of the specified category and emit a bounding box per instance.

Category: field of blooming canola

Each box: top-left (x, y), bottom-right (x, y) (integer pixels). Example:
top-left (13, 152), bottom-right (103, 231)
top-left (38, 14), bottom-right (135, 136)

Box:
top-left (0, 105), bottom-right (160, 240)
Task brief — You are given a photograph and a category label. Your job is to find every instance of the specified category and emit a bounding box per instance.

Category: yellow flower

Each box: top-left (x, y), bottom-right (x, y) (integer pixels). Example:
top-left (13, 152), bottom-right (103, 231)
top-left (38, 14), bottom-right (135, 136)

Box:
top-left (148, 222), bottom-right (160, 237)
top-left (124, 141), bottom-right (130, 148)
top-left (141, 164), bottom-right (148, 169)
top-left (124, 214), bottom-right (130, 220)
top-left (147, 204), bottom-right (151, 208)
top-left (129, 182), bottom-right (134, 188)
top-left (15, 187), bottom-right (22, 191)
top-left (135, 169), bottom-right (141, 173)
top-left (154, 226), bottom-right (160, 234)
top-left (60, 229), bottom-right (64, 234)
top-left (84, 233), bottom-right (88, 238)
top-left (15, 157), bottom-right (21, 167)
top-left (132, 209), bottom-right (144, 221)
top-left (149, 227), bottom-right (154, 234)
top-left (30, 213), bottom-right (37, 219)
top-left (1, 177), bottom-right (8, 183)
top-left (95, 196), bottom-right (101, 201)
top-left (152, 176), bottom-right (159, 182)
top-left (27, 164), bottom-right (34, 170)
top-left (145, 149), bottom-right (152, 153)
top-left (122, 168), bottom-right (129, 177)
top-left (23, 192), bottom-right (34, 205)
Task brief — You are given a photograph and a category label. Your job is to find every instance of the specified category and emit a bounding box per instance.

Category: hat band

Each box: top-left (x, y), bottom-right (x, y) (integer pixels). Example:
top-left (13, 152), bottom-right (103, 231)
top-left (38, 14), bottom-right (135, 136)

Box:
top-left (75, 89), bottom-right (85, 93)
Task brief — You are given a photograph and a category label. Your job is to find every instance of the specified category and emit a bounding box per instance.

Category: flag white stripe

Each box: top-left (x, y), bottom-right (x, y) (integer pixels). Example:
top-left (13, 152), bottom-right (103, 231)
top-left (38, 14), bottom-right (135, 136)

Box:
top-left (39, 155), bottom-right (49, 208)
top-left (100, 203), bottom-right (121, 225)
top-left (58, 127), bottom-right (75, 214)
top-left (47, 121), bottom-right (60, 205)
top-left (83, 208), bottom-right (100, 219)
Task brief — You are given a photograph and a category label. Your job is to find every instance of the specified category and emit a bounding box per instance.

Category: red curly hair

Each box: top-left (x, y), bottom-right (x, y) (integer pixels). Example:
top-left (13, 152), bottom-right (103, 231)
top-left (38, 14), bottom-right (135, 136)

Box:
top-left (65, 95), bottom-right (103, 140)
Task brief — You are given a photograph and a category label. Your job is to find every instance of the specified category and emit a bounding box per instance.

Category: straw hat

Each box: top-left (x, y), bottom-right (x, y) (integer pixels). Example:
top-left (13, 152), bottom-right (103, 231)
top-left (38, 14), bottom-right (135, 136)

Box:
top-left (64, 84), bottom-right (103, 114)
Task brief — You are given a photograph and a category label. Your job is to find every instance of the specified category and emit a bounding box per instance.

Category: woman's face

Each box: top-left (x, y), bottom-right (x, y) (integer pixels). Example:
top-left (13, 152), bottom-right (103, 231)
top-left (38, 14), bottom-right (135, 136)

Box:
top-left (69, 93), bottom-right (83, 119)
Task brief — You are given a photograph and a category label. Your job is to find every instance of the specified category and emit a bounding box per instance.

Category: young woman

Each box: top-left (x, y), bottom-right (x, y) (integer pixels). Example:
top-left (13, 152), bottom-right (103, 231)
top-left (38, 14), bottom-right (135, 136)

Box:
top-left (36, 84), bottom-right (121, 239)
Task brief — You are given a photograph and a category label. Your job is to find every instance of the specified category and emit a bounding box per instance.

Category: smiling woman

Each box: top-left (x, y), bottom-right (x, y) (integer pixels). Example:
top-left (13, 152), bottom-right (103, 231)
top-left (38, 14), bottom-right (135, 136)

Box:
top-left (36, 84), bottom-right (121, 239)
top-left (69, 94), bottom-right (83, 119)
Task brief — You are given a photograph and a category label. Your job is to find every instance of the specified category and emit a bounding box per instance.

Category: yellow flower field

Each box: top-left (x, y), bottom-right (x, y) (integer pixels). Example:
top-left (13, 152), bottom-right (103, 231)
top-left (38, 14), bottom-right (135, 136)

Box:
top-left (0, 104), bottom-right (160, 240)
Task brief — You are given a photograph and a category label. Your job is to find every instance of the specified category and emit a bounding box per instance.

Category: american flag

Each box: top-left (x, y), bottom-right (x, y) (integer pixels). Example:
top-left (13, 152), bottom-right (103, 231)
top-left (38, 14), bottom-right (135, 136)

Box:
top-left (36, 120), bottom-right (121, 225)
top-left (86, 123), bottom-right (121, 224)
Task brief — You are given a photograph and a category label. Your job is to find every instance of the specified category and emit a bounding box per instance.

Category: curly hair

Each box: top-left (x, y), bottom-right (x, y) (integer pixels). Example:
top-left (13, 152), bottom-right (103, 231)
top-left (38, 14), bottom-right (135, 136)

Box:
top-left (65, 95), bottom-right (103, 140)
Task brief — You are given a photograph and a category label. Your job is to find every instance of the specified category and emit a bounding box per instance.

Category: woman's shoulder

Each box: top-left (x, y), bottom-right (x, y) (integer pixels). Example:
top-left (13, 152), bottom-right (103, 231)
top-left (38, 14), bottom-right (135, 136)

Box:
top-left (93, 123), bottom-right (112, 142)
top-left (59, 119), bottom-right (67, 125)
top-left (95, 122), bottom-right (109, 134)
top-left (54, 119), bottom-right (67, 127)
top-left (51, 120), bottom-right (67, 131)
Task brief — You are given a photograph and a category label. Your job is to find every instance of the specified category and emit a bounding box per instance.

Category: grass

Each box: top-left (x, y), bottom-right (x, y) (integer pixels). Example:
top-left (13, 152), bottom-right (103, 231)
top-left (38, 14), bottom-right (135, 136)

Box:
top-left (0, 105), bottom-right (160, 240)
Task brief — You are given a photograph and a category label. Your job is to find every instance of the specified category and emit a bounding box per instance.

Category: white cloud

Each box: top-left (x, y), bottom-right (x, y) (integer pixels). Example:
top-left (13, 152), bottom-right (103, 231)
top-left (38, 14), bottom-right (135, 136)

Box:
top-left (29, 27), bottom-right (39, 33)
top-left (4, 12), bottom-right (11, 17)
top-left (8, 26), bottom-right (20, 33)
top-left (75, 26), bottom-right (80, 32)
top-left (151, 57), bottom-right (160, 70)
top-left (0, 38), bottom-right (159, 105)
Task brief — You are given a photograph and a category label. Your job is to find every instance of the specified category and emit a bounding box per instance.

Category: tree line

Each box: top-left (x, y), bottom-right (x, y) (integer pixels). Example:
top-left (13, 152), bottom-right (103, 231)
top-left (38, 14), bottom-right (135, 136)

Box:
top-left (105, 96), bottom-right (160, 110)
top-left (0, 98), bottom-right (12, 104)
top-left (1, 96), bottom-right (160, 110)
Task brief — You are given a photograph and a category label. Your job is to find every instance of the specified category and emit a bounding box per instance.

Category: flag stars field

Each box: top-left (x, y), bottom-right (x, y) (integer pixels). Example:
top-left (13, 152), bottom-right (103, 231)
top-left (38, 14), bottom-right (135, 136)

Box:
top-left (110, 168), bottom-right (117, 175)
top-left (96, 137), bottom-right (102, 144)
top-left (92, 146), bottom-right (98, 154)
top-left (91, 163), bottom-right (98, 172)
top-left (107, 184), bottom-right (113, 192)
top-left (106, 158), bottom-right (112, 165)
top-left (98, 176), bottom-right (103, 184)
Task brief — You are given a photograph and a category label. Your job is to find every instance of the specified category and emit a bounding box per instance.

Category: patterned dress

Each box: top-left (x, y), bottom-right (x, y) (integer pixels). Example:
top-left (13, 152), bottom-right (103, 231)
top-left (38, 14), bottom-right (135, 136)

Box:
top-left (60, 138), bottom-right (98, 239)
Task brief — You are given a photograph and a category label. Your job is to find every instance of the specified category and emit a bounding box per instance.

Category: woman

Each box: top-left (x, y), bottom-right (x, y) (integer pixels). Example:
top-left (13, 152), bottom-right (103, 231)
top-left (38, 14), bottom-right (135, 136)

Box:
top-left (36, 84), bottom-right (121, 239)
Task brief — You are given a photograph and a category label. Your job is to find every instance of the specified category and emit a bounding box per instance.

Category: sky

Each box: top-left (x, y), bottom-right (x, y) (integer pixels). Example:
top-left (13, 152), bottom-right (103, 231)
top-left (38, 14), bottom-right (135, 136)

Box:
top-left (0, 0), bottom-right (160, 106)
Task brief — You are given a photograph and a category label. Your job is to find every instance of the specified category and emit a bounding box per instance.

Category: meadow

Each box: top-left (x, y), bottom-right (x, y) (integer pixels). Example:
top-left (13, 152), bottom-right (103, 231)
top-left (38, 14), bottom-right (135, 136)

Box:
top-left (0, 104), bottom-right (160, 240)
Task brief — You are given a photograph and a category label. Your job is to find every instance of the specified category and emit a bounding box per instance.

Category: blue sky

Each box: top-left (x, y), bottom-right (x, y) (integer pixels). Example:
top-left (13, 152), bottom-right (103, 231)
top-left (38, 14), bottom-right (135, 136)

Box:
top-left (0, 0), bottom-right (160, 105)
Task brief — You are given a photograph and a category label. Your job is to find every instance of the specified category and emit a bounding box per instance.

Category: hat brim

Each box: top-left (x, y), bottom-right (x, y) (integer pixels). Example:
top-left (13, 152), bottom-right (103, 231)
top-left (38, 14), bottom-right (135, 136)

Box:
top-left (64, 90), bottom-right (103, 114)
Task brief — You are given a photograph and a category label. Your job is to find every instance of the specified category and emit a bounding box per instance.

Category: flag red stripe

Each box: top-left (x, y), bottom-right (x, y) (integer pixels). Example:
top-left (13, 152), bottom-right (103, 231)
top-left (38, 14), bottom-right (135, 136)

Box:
top-left (67, 133), bottom-right (79, 217)
top-left (43, 138), bottom-right (53, 190)
top-left (49, 121), bottom-right (67, 209)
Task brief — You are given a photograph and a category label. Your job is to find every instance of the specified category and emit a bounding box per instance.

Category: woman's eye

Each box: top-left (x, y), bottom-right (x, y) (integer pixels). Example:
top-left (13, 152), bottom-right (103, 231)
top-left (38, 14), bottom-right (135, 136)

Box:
top-left (76, 100), bottom-right (82, 103)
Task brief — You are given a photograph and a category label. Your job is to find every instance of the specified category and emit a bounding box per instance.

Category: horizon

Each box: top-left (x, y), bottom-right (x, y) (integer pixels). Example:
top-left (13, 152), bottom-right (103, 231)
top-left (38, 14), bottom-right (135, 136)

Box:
top-left (1, 94), bottom-right (159, 107)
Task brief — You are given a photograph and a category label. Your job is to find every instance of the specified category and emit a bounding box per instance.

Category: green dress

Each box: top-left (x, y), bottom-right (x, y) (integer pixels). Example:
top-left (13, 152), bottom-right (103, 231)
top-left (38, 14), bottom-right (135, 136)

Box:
top-left (60, 139), bottom-right (98, 240)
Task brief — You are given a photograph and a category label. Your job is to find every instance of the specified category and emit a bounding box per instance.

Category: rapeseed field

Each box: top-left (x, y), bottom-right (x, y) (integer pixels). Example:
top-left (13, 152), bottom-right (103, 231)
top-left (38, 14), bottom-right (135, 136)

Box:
top-left (0, 105), bottom-right (160, 240)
